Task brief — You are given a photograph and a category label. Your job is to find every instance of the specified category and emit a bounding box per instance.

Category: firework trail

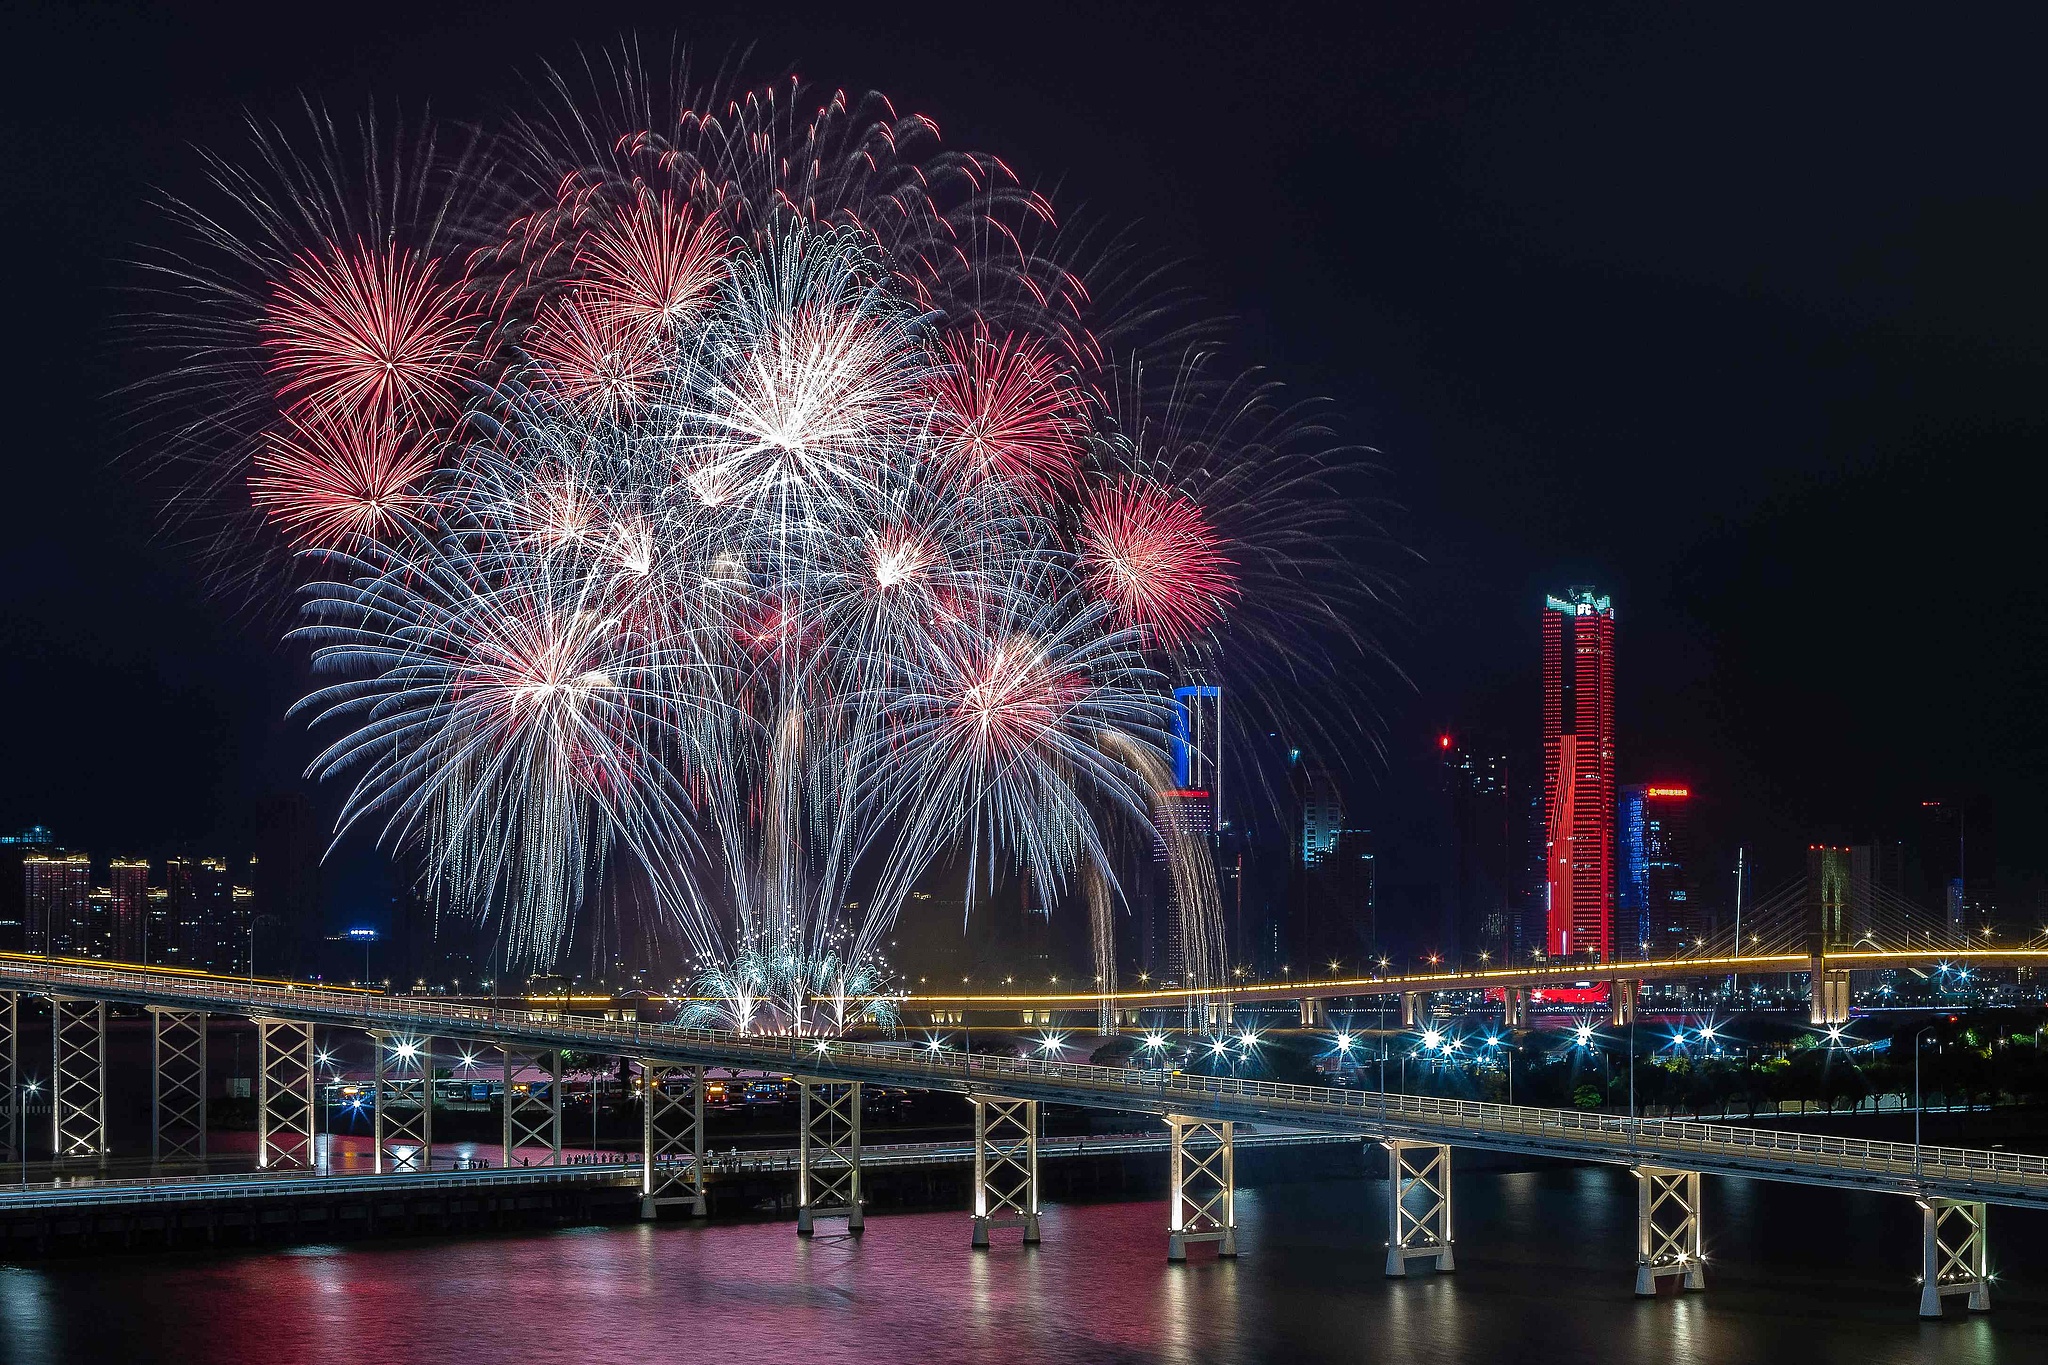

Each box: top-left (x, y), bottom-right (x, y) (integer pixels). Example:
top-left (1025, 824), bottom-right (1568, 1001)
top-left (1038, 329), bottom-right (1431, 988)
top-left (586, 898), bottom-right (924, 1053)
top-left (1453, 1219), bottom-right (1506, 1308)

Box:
top-left (133, 49), bottom-right (1396, 1032)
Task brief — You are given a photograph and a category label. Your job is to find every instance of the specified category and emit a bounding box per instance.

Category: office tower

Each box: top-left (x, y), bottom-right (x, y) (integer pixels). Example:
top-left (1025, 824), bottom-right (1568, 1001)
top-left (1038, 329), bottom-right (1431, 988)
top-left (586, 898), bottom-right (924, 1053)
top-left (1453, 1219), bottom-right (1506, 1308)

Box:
top-left (1619, 785), bottom-right (1699, 954)
top-left (1171, 685), bottom-right (1224, 834)
top-left (1542, 587), bottom-right (1617, 961)
top-left (1442, 737), bottom-right (1511, 964)
top-left (23, 851), bottom-right (90, 956)
top-left (1151, 786), bottom-right (1215, 982)
top-left (108, 858), bottom-right (150, 963)
top-left (1300, 767), bottom-right (1345, 867)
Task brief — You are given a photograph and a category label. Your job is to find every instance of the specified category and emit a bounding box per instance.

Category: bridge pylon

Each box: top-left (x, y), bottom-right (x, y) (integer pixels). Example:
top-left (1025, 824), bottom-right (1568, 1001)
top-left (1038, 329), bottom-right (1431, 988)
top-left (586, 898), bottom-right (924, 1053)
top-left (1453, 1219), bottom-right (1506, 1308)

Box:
top-left (0, 992), bottom-right (16, 1163)
top-left (51, 996), bottom-right (105, 1167)
top-left (502, 1046), bottom-right (562, 1169)
top-left (1919, 1199), bottom-right (1991, 1317)
top-left (1166, 1114), bottom-right (1237, 1261)
top-left (641, 1061), bottom-right (706, 1218)
top-left (796, 1078), bottom-right (863, 1235)
top-left (1632, 1166), bottom-right (1705, 1296)
top-left (969, 1094), bottom-right (1040, 1247)
top-left (1384, 1139), bottom-right (1454, 1275)
top-left (253, 1017), bottom-right (316, 1169)
top-left (370, 1031), bottom-right (432, 1173)
top-left (149, 1007), bottom-right (207, 1167)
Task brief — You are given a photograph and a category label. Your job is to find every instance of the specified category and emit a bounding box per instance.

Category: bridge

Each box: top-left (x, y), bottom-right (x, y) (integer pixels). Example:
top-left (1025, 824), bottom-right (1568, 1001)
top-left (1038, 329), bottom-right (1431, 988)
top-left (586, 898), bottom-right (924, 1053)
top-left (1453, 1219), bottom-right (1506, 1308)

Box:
top-left (0, 953), bottom-right (2035, 1318)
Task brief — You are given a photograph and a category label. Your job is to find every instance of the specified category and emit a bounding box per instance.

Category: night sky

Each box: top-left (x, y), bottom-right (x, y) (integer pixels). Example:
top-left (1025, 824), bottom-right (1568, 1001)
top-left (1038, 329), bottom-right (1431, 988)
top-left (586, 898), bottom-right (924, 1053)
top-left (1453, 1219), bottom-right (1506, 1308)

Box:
top-left (5, 3), bottom-right (2046, 931)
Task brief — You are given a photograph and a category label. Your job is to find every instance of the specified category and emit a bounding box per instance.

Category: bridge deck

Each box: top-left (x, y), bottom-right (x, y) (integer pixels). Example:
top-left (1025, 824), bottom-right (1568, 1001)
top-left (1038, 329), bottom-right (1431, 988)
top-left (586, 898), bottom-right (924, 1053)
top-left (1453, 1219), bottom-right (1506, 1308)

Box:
top-left (3, 958), bottom-right (2042, 1210)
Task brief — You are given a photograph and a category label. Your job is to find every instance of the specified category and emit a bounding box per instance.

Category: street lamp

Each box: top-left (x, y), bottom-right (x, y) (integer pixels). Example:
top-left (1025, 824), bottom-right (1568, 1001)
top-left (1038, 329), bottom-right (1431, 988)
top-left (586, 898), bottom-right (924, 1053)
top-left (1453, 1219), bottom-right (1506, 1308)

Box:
top-left (18, 1078), bottom-right (42, 1184)
top-left (1913, 1022), bottom-right (1940, 1184)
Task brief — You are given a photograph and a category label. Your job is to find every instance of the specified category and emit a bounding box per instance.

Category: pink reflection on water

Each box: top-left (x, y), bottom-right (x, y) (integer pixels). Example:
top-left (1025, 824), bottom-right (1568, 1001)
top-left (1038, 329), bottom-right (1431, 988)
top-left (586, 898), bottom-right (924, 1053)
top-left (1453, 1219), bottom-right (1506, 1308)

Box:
top-left (176, 1202), bottom-right (1216, 1365)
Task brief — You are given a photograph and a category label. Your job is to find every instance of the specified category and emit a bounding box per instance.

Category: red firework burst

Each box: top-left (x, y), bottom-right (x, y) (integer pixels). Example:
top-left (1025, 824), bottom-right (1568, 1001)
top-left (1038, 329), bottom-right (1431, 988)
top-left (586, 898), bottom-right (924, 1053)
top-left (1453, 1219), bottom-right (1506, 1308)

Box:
top-left (927, 325), bottom-right (1087, 499)
top-left (573, 189), bottom-right (725, 343)
top-left (261, 243), bottom-right (481, 422)
top-left (524, 296), bottom-right (663, 417)
top-left (1078, 477), bottom-right (1237, 648)
top-left (250, 407), bottom-right (437, 547)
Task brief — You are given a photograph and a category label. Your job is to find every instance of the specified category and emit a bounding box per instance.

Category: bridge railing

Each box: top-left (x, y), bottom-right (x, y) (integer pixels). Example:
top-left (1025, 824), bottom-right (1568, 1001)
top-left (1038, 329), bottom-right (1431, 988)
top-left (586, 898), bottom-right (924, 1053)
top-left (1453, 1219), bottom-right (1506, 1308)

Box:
top-left (4, 958), bottom-right (2045, 1194)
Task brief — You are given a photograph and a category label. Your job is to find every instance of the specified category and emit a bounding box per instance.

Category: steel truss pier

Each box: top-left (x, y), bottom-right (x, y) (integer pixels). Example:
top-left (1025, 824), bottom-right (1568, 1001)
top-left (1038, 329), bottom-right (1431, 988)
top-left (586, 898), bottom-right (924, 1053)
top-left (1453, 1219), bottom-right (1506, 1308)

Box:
top-left (796, 1077), bottom-right (862, 1234)
top-left (372, 1032), bottom-right (433, 1173)
top-left (502, 1046), bottom-right (562, 1169)
top-left (255, 1017), bottom-right (316, 1169)
top-left (1384, 1139), bottom-right (1454, 1275)
top-left (1166, 1115), bottom-right (1236, 1261)
top-left (1919, 1199), bottom-right (1991, 1317)
top-left (150, 1008), bottom-right (207, 1166)
top-left (1633, 1166), bottom-right (1705, 1295)
top-left (969, 1094), bottom-right (1040, 1247)
top-left (51, 997), bottom-right (105, 1165)
top-left (641, 1062), bottom-right (705, 1218)
top-left (0, 992), bottom-right (16, 1162)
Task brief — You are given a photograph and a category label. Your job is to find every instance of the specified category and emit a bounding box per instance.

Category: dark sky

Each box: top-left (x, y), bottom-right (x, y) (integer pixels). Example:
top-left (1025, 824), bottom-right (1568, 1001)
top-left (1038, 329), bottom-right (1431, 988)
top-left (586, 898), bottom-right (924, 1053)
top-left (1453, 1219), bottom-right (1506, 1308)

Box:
top-left (4, 3), bottom-right (2046, 925)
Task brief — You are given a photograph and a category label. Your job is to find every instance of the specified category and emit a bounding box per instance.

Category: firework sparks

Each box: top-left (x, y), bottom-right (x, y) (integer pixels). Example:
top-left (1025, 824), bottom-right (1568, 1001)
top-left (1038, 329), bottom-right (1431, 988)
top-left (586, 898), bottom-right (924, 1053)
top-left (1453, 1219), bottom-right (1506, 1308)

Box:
top-left (1080, 475), bottom-right (1237, 648)
top-left (136, 54), bottom-right (1388, 1031)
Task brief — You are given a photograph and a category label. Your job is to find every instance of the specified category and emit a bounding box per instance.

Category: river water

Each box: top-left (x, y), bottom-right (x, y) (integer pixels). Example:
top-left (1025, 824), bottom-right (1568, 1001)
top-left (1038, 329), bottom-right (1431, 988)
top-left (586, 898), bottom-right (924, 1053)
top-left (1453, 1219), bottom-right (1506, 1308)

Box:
top-left (2, 1164), bottom-right (2043, 1364)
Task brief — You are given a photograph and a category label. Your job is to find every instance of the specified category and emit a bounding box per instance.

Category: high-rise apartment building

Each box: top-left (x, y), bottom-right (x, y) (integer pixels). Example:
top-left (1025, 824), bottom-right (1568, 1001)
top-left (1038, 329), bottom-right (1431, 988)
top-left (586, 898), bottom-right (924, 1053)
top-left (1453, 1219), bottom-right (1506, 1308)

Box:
top-left (166, 857), bottom-right (237, 971)
top-left (108, 857), bottom-right (150, 963)
top-left (23, 852), bottom-right (91, 956)
top-left (1543, 587), bottom-right (1617, 961)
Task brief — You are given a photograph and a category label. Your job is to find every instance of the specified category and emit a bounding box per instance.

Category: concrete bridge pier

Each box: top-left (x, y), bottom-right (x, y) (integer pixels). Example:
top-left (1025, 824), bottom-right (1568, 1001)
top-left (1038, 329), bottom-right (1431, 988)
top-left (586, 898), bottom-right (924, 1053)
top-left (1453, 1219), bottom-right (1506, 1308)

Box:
top-left (1632, 1166), bottom-right (1705, 1296)
top-left (1608, 980), bottom-right (1639, 1028)
top-left (1384, 1140), bottom-right (1454, 1275)
top-left (1810, 962), bottom-right (1852, 1026)
top-left (1399, 992), bottom-right (1425, 1028)
top-left (1503, 986), bottom-right (1530, 1030)
top-left (641, 1062), bottom-right (706, 1218)
top-left (796, 1078), bottom-right (863, 1235)
top-left (1919, 1199), bottom-right (1992, 1317)
top-left (969, 1094), bottom-right (1041, 1247)
top-left (1166, 1114), bottom-right (1237, 1261)
top-left (1298, 997), bottom-right (1327, 1028)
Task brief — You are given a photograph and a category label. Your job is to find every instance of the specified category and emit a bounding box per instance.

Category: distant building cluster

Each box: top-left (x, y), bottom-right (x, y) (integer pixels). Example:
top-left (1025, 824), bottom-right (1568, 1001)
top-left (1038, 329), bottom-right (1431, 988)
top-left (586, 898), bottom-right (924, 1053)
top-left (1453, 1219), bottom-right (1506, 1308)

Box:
top-left (1, 827), bottom-right (257, 973)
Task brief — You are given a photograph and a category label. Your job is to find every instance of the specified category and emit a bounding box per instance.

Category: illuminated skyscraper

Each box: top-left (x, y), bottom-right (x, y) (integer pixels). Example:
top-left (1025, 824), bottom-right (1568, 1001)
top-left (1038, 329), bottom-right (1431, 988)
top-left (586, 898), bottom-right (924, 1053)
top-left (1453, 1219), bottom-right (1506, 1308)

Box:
top-left (1300, 767), bottom-right (1345, 867)
top-left (23, 852), bottom-right (90, 956)
top-left (1619, 785), bottom-right (1697, 953)
top-left (1171, 685), bottom-right (1224, 834)
top-left (108, 858), bottom-right (150, 963)
top-left (1442, 738), bottom-right (1512, 964)
top-left (1543, 587), bottom-right (1616, 961)
top-left (1151, 786), bottom-right (1214, 982)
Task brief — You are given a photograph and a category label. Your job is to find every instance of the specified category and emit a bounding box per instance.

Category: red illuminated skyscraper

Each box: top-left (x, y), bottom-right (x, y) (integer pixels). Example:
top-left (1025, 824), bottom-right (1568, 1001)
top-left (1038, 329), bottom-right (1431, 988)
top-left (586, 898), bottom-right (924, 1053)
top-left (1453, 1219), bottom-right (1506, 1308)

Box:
top-left (1543, 587), bottom-right (1616, 960)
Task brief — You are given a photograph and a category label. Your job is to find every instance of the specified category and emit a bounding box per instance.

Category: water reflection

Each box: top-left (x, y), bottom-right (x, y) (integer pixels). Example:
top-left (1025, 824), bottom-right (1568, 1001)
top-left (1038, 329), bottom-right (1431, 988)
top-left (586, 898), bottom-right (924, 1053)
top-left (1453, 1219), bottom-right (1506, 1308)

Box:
top-left (0, 1168), bottom-right (2039, 1364)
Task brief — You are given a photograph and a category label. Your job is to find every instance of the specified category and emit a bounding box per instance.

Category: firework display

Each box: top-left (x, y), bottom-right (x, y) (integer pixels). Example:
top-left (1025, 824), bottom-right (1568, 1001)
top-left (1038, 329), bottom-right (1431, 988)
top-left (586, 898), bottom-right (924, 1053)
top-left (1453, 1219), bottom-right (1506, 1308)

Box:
top-left (136, 57), bottom-right (1388, 1032)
